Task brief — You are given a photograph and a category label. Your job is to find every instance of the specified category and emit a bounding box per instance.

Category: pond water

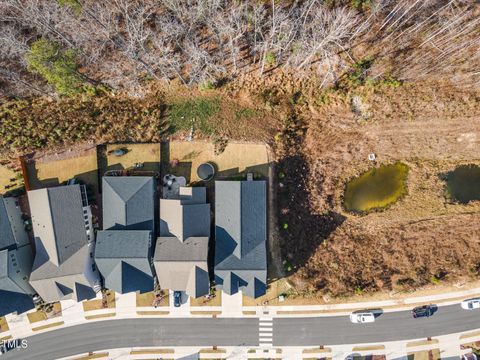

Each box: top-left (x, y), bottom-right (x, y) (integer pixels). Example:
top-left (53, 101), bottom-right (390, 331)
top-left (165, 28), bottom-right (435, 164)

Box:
top-left (343, 163), bottom-right (409, 213)
top-left (445, 164), bottom-right (480, 204)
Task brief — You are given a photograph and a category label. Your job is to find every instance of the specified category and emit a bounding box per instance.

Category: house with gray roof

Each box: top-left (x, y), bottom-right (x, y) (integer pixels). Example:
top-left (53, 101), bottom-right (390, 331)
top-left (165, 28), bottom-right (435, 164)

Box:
top-left (102, 176), bottom-right (155, 231)
top-left (28, 185), bottom-right (100, 303)
top-left (154, 187), bottom-right (210, 298)
top-left (0, 196), bottom-right (35, 315)
top-left (95, 176), bottom-right (155, 294)
top-left (214, 180), bottom-right (267, 298)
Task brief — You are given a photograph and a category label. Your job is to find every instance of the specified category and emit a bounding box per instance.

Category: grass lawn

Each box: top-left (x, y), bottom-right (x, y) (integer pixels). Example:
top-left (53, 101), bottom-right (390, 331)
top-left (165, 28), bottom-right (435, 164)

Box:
top-left (303, 347), bottom-right (332, 354)
top-left (130, 349), bottom-right (174, 355)
top-left (26, 149), bottom-right (98, 193)
top-left (27, 302), bottom-right (62, 323)
top-left (83, 291), bottom-right (115, 312)
top-left (85, 313), bottom-right (116, 320)
top-left (136, 290), bottom-right (169, 307)
top-left (190, 292), bottom-right (222, 307)
top-left (168, 97), bottom-right (220, 134)
top-left (71, 352), bottom-right (109, 360)
top-left (407, 350), bottom-right (440, 360)
top-left (242, 278), bottom-right (294, 306)
top-left (0, 317), bottom-right (9, 333)
top-left (137, 310), bottom-right (169, 315)
top-left (105, 143), bottom-right (160, 174)
top-left (0, 163), bottom-right (22, 195)
top-left (32, 321), bottom-right (64, 331)
top-left (165, 141), bottom-right (269, 184)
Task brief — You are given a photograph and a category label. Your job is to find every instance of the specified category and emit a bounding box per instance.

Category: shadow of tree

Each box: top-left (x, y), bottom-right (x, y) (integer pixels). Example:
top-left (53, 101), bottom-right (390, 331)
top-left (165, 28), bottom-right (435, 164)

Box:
top-left (276, 154), bottom-right (346, 282)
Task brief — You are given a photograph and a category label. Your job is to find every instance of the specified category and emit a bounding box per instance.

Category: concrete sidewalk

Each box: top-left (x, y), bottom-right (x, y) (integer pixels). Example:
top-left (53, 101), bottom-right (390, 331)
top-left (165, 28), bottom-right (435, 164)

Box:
top-left (5, 285), bottom-right (480, 341)
top-left (49, 329), bottom-right (477, 360)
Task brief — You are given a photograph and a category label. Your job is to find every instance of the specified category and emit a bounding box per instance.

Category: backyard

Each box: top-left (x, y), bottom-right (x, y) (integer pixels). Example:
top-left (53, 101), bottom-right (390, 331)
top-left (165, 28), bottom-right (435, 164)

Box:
top-left (102, 143), bottom-right (160, 175)
top-left (0, 162), bottom-right (23, 195)
top-left (163, 140), bottom-right (270, 184)
top-left (24, 145), bottom-right (98, 194)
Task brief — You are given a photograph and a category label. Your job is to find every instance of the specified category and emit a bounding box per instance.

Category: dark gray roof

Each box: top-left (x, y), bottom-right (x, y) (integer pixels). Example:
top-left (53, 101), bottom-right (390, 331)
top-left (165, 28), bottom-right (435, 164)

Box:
top-left (95, 230), bottom-right (154, 294)
top-left (214, 181), bottom-right (267, 298)
top-left (0, 197), bottom-right (16, 250)
top-left (102, 177), bottom-right (155, 231)
top-left (154, 236), bottom-right (209, 262)
top-left (29, 185), bottom-right (89, 277)
top-left (48, 185), bottom-right (88, 264)
top-left (0, 248), bottom-right (35, 315)
top-left (95, 230), bottom-right (152, 259)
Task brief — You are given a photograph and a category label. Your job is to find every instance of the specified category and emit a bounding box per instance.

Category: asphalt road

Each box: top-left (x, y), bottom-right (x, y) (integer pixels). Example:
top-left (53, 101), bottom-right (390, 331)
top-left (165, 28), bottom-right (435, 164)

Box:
top-left (4, 304), bottom-right (480, 359)
top-left (274, 304), bottom-right (480, 346)
top-left (4, 318), bottom-right (258, 360)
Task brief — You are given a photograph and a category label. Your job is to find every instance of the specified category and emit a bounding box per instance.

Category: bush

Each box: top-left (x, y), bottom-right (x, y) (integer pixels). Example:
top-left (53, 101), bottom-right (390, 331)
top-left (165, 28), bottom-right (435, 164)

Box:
top-left (26, 38), bottom-right (83, 95)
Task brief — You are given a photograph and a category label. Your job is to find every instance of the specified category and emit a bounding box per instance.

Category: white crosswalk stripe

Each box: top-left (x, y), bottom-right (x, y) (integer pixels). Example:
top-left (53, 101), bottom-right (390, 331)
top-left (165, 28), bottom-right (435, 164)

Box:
top-left (258, 317), bottom-right (273, 348)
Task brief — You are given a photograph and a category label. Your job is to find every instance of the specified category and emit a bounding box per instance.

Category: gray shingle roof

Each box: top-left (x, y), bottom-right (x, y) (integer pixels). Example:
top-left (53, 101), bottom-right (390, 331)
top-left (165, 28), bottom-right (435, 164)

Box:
top-left (154, 236), bottom-right (209, 262)
top-left (0, 249), bottom-right (35, 314)
top-left (28, 185), bottom-right (97, 303)
top-left (155, 186), bottom-right (210, 298)
top-left (102, 177), bottom-right (155, 231)
top-left (0, 197), bottom-right (16, 250)
top-left (95, 230), bottom-right (153, 294)
top-left (214, 181), bottom-right (267, 298)
top-left (95, 230), bottom-right (151, 259)
top-left (159, 200), bottom-right (210, 241)
top-left (29, 185), bottom-right (89, 277)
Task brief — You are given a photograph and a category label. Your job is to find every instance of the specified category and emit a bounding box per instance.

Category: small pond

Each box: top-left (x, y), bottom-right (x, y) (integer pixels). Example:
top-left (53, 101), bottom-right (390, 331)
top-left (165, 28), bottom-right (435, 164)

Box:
top-left (343, 162), bottom-right (409, 213)
top-left (445, 164), bottom-right (480, 204)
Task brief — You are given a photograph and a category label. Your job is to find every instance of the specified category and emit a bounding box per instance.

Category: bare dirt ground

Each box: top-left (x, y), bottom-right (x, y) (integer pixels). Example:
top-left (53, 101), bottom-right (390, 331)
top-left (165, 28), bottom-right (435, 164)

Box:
top-left (251, 74), bottom-right (480, 298)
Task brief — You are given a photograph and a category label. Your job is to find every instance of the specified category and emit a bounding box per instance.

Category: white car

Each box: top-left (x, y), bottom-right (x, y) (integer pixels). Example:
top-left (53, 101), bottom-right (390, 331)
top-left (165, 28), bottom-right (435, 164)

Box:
top-left (461, 298), bottom-right (480, 310)
top-left (350, 312), bottom-right (375, 323)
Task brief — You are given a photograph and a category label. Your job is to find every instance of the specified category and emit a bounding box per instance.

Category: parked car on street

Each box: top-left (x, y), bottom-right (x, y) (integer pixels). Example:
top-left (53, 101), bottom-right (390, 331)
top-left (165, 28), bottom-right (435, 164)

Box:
top-left (461, 298), bottom-right (480, 310)
top-left (174, 291), bottom-right (182, 307)
top-left (350, 312), bottom-right (375, 324)
top-left (412, 305), bottom-right (435, 318)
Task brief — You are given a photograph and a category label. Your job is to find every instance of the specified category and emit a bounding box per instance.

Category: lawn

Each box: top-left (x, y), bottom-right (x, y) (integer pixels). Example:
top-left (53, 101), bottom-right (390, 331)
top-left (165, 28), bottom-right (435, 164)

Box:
top-left (0, 317), bottom-right (9, 333)
top-left (136, 290), bottom-right (169, 307)
top-left (168, 97), bottom-right (220, 134)
top-left (0, 163), bottom-right (23, 195)
top-left (407, 350), bottom-right (440, 360)
top-left (26, 148), bottom-right (98, 194)
top-left (190, 292), bottom-right (222, 307)
top-left (165, 141), bottom-right (269, 184)
top-left (32, 321), bottom-right (64, 332)
top-left (242, 278), bottom-right (294, 306)
top-left (83, 291), bottom-right (115, 312)
top-left (104, 143), bottom-right (160, 174)
top-left (27, 302), bottom-right (62, 324)
top-left (70, 352), bottom-right (109, 360)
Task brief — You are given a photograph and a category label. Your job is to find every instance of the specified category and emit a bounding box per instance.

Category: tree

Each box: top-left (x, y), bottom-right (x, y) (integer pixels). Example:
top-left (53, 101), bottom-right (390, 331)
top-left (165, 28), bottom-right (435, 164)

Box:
top-left (26, 38), bottom-right (83, 95)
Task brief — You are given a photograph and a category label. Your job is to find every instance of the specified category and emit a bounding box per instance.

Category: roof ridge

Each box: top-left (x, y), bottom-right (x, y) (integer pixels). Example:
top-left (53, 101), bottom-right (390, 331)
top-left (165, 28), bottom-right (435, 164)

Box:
top-left (46, 189), bottom-right (60, 267)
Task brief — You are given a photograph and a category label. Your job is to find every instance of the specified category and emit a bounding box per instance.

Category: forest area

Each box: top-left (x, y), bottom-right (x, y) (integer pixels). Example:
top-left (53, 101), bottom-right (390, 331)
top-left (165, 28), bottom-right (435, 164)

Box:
top-left (1, 0), bottom-right (480, 298)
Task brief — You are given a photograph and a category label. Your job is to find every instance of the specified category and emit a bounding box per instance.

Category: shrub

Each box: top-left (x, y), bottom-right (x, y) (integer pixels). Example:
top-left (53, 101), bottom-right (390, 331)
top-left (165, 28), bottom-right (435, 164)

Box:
top-left (26, 38), bottom-right (83, 95)
top-left (265, 52), bottom-right (276, 66)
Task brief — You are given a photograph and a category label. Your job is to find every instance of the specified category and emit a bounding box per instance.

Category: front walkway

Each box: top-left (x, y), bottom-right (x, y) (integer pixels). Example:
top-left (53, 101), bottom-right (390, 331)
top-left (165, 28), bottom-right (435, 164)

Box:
top-left (221, 291), bottom-right (243, 316)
